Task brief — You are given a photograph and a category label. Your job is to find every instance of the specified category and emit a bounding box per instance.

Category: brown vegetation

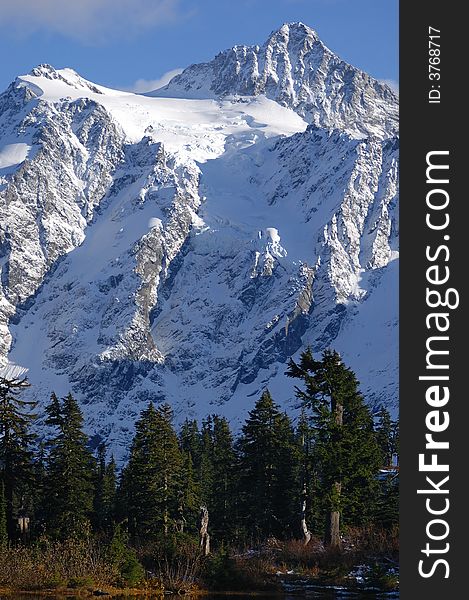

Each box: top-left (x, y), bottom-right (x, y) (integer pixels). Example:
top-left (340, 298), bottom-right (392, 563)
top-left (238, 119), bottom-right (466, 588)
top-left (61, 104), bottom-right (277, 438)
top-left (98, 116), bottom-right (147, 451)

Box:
top-left (0, 526), bottom-right (398, 594)
top-left (0, 537), bottom-right (117, 591)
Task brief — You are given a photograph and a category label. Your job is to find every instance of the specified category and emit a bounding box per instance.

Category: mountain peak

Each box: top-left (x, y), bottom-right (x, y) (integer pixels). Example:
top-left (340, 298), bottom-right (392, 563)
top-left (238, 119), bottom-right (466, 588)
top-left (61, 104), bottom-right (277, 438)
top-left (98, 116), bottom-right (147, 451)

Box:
top-left (152, 22), bottom-right (397, 138)
top-left (263, 21), bottom-right (321, 54)
top-left (270, 21), bottom-right (319, 40)
top-left (26, 64), bottom-right (104, 95)
top-left (29, 63), bottom-right (62, 78)
top-left (0, 26), bottom-right (398, 457)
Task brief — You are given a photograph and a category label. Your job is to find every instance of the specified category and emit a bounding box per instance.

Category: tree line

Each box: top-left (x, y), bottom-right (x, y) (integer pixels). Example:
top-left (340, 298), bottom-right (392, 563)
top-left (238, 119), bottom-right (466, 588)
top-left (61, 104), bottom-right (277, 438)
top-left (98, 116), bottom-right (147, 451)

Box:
top-left (0, 349), bottom-right (398, 552)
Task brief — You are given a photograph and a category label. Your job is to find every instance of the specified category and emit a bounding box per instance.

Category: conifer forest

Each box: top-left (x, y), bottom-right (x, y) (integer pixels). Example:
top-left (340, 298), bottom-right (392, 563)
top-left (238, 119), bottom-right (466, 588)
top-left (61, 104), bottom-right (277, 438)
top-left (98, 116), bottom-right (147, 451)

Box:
top-left (0, 349), bottom-right (399, 594)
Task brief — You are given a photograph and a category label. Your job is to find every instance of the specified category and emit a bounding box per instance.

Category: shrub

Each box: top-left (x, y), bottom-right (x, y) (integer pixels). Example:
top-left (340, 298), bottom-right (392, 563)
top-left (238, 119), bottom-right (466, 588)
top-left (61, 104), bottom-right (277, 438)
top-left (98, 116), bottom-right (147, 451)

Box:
top-left (344, 525), bottom-right (399, 559)
top-left (43, 573), bottom-right (67, 589)
top-left (364, 562), bottom-right (399, 591)
top-left (68, 575), bottom-right (95, 588)
top-left (203, 550), bottom-right (280, 592)
top-left (108, 525), bottom-right (145, 587)
top-left (277, 537), bottom-right (323, 571)
top-left (0, 536), bottom-right (117, 590)
top-left (120, 551), bottom-right (145, 587)
top-left (148, 535), bottom-right (202, 593)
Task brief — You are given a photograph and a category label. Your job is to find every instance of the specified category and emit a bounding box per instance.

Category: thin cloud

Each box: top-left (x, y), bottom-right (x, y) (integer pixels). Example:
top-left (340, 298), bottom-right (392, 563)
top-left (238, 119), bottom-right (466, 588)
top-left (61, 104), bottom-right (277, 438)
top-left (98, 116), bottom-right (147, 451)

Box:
top-left (127, 69), bottom-right (184, 94)
top-left (0, 0), bottom-right (183, 43)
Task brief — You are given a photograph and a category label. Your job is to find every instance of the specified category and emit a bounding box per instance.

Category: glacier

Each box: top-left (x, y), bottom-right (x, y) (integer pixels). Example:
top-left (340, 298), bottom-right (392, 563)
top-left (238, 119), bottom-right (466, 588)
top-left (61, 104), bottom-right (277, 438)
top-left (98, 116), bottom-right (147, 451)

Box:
top-left (0, 23), bottom-right (398, 459)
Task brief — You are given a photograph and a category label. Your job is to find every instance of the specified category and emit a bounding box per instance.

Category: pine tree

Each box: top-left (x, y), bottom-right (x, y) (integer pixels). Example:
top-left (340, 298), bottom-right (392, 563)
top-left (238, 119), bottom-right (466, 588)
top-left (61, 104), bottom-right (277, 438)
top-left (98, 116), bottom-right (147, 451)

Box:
top-left (340, 387), bottom-right (382, 527)
top-left (210, 416), bottom-right (236, 543)
top-left (43, 393), bottom-right (95, 538)
top-left (198, 417), bottom-right (215, 507)
top-left (287, 349), bottom-right (381, 547)
top-left (93, 443), bottom-right (117, 532)
top-left (296, 409), bottom-right (316, 544)
top-left (0, 481), bottom-right (7, 549)
top-left (177, 450), bottom-right (200, 534)
top-left (375, 471), bottom-right (399, 528)
top-left (392, 418), bottom-right (400, 466)
top-left (31, 441), bottom-right (47, 537)
top-left (375, 413), bottom-right (399, 527)
top-left (108, 523), bottom-right (145, 586)
top-left (237, 390), bottom-right (299, 541)
top-left (121, 402), bottom-right (183, 540)
top-left (375, 407), bottom-right (394, 467)
top-left (179, 419), bottom-right (202, 469)
top-left (0, 374), bottom-right (36, 541)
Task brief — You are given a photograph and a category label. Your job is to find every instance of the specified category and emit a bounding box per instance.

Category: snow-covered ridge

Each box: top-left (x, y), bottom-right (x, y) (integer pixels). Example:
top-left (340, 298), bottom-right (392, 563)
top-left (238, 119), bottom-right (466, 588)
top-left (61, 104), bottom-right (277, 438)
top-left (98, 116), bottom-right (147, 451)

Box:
top-left (16, 65), bottom-right (307, 156)
top-left (0, 23), bottom-right (398, 459)
top-left (153, 22), bottom-right (398, 139)
top-left (29, 64), bottom-right (106, 95)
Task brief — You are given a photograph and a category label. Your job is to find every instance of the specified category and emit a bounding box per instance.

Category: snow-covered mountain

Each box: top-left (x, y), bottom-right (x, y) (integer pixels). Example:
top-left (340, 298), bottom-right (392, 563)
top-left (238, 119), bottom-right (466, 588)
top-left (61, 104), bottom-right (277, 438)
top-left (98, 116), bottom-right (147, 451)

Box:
top-left (153, 22), bottom-right (398, 139)
top-left (0, 23), bottom-right (398, 458)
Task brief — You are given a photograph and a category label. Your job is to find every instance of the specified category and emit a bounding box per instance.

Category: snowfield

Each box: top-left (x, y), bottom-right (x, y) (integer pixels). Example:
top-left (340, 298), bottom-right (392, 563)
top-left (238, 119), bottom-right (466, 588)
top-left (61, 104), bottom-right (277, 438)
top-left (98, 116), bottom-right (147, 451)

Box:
top-left (19, 68), bottom-right (307, 160)
top-left (0, 23), bottom-right (399, 460)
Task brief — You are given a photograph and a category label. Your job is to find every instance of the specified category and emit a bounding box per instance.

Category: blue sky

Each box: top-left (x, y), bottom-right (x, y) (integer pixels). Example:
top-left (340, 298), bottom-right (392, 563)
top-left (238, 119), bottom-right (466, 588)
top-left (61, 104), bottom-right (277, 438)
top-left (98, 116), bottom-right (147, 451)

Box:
top-left (0, 0), bottom-right (398, 93)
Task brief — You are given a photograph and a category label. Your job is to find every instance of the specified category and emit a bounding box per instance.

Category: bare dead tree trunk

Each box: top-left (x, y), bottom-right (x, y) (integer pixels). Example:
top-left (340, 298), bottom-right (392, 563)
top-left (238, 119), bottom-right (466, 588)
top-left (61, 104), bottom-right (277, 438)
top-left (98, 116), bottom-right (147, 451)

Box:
top-left (325, 402), bottom-right (343, 550)
top-left (325, 481), bottom-right (342, 549)
top-left (300, 430), bottom-right (312, 546)
top-left (301, 493), bottom-right (312, 546)
top-left (199, 506), bottom-right (210, 556)
top-left (163, 474), bottom-right (169, 536)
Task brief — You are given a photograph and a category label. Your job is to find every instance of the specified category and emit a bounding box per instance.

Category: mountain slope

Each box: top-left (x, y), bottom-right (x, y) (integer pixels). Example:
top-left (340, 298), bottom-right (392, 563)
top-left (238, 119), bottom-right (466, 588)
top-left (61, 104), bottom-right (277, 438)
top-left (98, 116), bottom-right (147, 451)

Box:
top-left (0, 24), bottom-right (398, 458)
top-left (153, 22), bottom-right (398, 139)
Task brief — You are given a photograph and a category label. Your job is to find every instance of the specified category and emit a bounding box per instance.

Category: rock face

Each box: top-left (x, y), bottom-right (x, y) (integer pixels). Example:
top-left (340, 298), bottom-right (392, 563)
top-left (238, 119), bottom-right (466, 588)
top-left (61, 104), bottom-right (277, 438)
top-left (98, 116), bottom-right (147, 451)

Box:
top-left (0, 84), bottom-right (124, 357)
top-left (153, 22), bottom-right (398, 139)
top-left (0, 23), bottom-right (398, 458)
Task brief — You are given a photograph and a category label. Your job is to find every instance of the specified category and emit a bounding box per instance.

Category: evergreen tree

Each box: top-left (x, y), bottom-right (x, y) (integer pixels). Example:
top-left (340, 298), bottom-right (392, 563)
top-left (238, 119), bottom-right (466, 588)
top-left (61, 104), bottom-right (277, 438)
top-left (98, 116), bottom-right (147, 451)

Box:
top-left (31, 441), bottom-right (47, 538)
top-left (392, 418), bottom-right (400, 466)
top-left (43, 393), bottom-right (95, 538)
top-left (121, 402), bottom-right (183, 540)
top-left (296, 409), bottom-right (318, 544)
top-left (0, 374), bottom-right (36, 541)
top-left (178, 416), bottom-right (237, 544)
top-left (198, 417), bottom-right (215, 507)
top-left (0, 481), bottom-right (7, 549)
top-left (340, 387), bottom-right (382, 527)
top-left (179, 419), bottom-right (202, 469)
top-left (177, 450), bottom-right (200, 534)
top-left (375, 471), bottom-right (399, 528)
top-left (108, 523), bottom-right (145, 586)
top-left (93, 443), bottom-right (117, 532)
top-left (374, 413), bottom-right (399, 527)
top-left (237, 390), bottom-right (299, 541)
top-left (287, 349), bottom-right (381, 547)
top-left (178, 418), bottom-right (204, 534)
top-left (209, 416), bottom-right (236, 543)
top-left (375, 407), bottom-right (394, 467)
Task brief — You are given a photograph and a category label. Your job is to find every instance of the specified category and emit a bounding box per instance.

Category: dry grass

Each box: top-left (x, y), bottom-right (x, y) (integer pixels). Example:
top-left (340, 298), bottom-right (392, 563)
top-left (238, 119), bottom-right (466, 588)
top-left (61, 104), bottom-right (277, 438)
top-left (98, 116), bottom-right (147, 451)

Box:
top-left (203, 549), bottom-right (282, 592)
top-left (255, 526), bottom-right (398, 585)
top-left (135, 538), bottom-right (203, 594)
top-left (344, 525), bottom-right (399, 560)
top-left (156, 550), bottom-right (202, 593)
top-left (0, 527), bottom-right (398, 594)
top-left (0, 537), bottom-right (118, 590)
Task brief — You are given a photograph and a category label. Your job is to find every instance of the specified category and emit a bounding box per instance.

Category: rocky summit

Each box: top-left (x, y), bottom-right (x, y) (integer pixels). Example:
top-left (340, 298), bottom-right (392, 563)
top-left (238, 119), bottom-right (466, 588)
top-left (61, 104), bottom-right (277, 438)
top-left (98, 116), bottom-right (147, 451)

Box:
top-left (0, 23), bottom-right (398, 459)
